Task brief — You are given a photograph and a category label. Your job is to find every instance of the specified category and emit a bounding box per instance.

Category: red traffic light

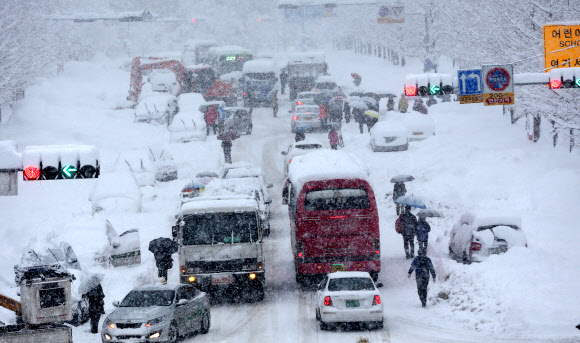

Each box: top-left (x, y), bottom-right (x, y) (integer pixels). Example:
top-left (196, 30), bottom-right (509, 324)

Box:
top-left (191, 18), bottom-right (196, 23)
top-left (23, 166), bottom-right (41, 180)
top-left (550, 79), bottom-right (562, 89)
top-left (405, 85), bottom-right (417, 96)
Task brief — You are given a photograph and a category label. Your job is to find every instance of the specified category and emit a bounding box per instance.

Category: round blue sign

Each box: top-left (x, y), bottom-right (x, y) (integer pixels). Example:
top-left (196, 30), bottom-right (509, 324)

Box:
top-left (378, 6), bottom-right (389, 17)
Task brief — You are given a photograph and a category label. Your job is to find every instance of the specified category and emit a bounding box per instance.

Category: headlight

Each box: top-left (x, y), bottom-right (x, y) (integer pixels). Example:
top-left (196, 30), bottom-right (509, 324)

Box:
top-left (148, 331), bottom-right (162, 339)
top-left (104, 333), bottom-right (112, 340)
top-left (105, 319), bottom-right (115, 329)
top-left (145, 316), bottom-right (164, 327)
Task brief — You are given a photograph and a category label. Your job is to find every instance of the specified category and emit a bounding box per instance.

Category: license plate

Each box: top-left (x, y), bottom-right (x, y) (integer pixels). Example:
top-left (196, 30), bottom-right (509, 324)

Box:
top-left (346, 300), bottom-right (359, 308)
top-left (211, 274), bottom-right (233, 285)
top-left (303, 116), bottom-right (314, 120)
top-left (412, 132), bottom-right (423, 135)
top-left (331, 264), bottom-right (346, 272)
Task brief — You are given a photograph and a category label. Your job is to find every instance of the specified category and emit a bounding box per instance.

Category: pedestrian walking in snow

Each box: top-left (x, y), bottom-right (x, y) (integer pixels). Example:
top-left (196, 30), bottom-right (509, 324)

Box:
top-left (387, 97), bottom-right (395, 111)
top-left (204, 105), bottom-right (218, 135)
top-left (343, 101), bottom-right (351, 123)
top-left (401, 205), bottom-right (418, 259)
top-left (149, 237), bottom-right (179, 282)
top-left (353, 107), bottom-right (365, 134)
top-left (393, 182), bottom-right (407, 215)
top-left (272, 93), bottom-right (279, 117)
top-left (366, 116), bottom-right (378, 132)
top-left (86, 283), bottom-right (105, 334)
top-left (328, 129), bottom-right (339, 150)
top-left (280, 67), bottom-right (288, 95)
top-left (416, 216), bottom-right (431, 253)
top-left (408, 249), bottom-right (436, 308)
top-left (222, 140), bottom-right (232, 164)
top-left (398, 94), bottom-right (408, 113)
top-left (413, 98), bottom-right (428, 115)
top-left (319, 103), bottom-right (329, 128)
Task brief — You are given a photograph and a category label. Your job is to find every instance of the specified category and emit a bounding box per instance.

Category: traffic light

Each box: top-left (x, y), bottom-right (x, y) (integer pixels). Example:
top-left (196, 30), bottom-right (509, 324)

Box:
top-left (405, 73), bottom-right (455, 97)
top-left (22, 145), bottom-right (99, 181)
top-left (549, 67), bottom-right (580, 89)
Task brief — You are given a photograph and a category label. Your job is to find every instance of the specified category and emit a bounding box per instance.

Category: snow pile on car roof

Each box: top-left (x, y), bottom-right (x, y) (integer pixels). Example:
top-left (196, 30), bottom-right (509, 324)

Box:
top-left (288, 150), bottom-right (369, 187)
top-left (210, 45), bottom-right (251, 55)
top-left (243, 59), bottom-right (276, 74)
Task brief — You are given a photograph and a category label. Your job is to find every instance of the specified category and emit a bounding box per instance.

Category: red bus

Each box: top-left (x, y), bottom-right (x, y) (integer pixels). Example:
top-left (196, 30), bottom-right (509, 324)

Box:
top-left (283, 150), bottom-right (380, 285)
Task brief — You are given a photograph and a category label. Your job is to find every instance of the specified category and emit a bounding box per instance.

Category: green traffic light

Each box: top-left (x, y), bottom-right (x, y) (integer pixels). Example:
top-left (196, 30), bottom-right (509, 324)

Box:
top-left (429, 85), bottom-right (441, 94)
top-left (61, 165), bottom-right (78, 179)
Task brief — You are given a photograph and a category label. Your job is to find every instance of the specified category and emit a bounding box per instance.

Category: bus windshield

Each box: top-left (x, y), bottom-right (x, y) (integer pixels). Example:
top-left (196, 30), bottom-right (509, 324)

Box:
top-left (304, 188), bottom-right (370, 211)
top-left (182, 212), bottom-right (258, 245)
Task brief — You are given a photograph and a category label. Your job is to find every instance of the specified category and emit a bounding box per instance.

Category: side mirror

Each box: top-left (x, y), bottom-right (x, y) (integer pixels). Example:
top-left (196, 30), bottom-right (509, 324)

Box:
top-left (281, 151), bottom-right (287, 156)
top-left (267, 183), bottom-right (273, 188)
top-left (113, 301), bottom-right (120, 307)
top-left (172, 226), bottom-right (178, 238)
top-left (265, 199), bottom-right (272, 205)
top-left (177, 299), bottom-right (189, 306)
top-left (376, 282), bottom-right (384, 288)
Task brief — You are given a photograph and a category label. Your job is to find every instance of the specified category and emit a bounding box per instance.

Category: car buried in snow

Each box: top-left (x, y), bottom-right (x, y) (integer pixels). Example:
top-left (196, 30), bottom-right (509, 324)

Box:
top-left (315, 271), bottom-right (383, 330)
top-left (449, 213), bottom-right (528, 263)
top-left (102, 283), bottom-right (210, 343)
top-left (370, 120), bottom-right (409, 152)
top-left (134, 92), bottom-right (178, 125)
top-left (280, 138), bottom-right (325, 176)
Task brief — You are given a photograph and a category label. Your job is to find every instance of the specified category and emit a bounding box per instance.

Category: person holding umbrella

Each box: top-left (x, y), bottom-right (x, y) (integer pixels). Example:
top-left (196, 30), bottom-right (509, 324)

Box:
top-left (217, 130), bottom-right (240, 164)
top-left (408, 249), bottom-right (436, 308)
top-left (416, 215), bottom-right (431, 253)
top-left (81, 273), bottom-right (105, 334)
top-left (149, 237), bottom-right (179, 283)
top-left (390, 174), bottom-right (413, 215)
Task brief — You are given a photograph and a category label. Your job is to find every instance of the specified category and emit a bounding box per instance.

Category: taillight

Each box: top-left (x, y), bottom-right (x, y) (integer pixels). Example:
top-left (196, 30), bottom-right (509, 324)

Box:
top-left (324, 296), bottom-right (332, 306)
top-left (329, 215), bottom-right (345, 219)
top-left (318, 116), bottom-right (321, 120)
top-left (296, 241), bottom-right (304, 260)
top-left (293, 116), bottom-right (298, 120)
top-left (243, 92), bottom-right (247, 96)
top-left (372, 295), bottom-right (381, 305)
top-left (289, 159), bottom-right (292, 164)
top-left (374, 239), bottom-right (380, 257)
top-left (470, 242), bottom-right (482, 251)
top-left (180, 266), bottom-right (186, 274)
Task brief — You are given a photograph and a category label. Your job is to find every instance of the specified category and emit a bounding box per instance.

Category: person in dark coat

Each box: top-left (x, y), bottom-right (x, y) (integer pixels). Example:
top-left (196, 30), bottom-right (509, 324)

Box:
top-left (221, 140), bottom-right (232, 164)
top-left (408, 249), bottom-right (436, 307)
top-left (401, 205), bottom-right (417, 259)
top-left (86, 284), bottom-right (105, 334)
top-left (366, 116), bottom-right (378, 132)
top-left (328, 100), bottom-right (343, 126)
top-left (387, 97), bottom-right (395, 111)
top-left (416, 216), bottom-right (431, 253)
top-left (393, 182), bottom-right (407, 215)
top-left (353, 107), bottom-right (365, 134)
top-left (154, 252), bottom-right (174, 280)
top-left (343, 101), bottom-right (351, 123)
top-left (280, 67), bottom-right (288, 95)
top-left (413, 98), bottom-right (428, 115)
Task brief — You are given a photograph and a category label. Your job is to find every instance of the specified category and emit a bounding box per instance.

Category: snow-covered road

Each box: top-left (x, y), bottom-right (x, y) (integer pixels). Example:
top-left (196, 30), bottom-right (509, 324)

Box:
top-left (0, 51), bottom-right (578, 343)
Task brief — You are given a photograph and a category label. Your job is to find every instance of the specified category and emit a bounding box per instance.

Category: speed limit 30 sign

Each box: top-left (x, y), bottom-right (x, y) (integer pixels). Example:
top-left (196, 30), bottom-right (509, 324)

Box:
top-left (482, 64), bottom-right (514, 106)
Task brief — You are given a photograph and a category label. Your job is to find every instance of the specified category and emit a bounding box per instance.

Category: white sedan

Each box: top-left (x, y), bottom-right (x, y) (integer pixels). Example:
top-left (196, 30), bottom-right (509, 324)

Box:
top-left (315, 271), bottom-right (383, 330)
top-left (168, 93), bottom-right (207, 142)
top-left (281, 138), bottom-right (324, 176)
top-left (134, 93), bottom-right (178, 125)
top-left (370, 120), bottom-right (409, 152)
top-left (398, 112), bottom-right (436, 141)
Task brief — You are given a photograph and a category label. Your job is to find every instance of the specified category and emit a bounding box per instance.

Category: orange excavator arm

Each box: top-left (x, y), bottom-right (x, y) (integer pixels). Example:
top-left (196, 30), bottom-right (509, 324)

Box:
top-left (0, 294), bottom-right (21, 317)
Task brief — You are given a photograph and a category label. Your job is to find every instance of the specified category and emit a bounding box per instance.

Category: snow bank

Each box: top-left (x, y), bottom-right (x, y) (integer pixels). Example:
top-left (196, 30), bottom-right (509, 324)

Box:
top-left (243, 59), bottom-right (276, 74)
top-left (0, 141), bottom-right (21, 170)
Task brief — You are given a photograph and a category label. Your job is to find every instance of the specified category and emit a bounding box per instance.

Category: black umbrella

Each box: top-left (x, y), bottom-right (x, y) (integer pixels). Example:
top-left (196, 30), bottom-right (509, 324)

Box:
top-left (390, 174), bottom-right (415, 183)
top-left (217, 130), bottom-right (240, 141)
top-left (148, 237), bottom-right (178, 255)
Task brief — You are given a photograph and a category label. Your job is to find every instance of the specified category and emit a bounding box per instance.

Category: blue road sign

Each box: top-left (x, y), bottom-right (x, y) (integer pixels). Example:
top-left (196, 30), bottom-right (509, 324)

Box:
top-left (457, 69), bottom-right (483, 95)
top-left (218, 107), bottom-right (226, 120)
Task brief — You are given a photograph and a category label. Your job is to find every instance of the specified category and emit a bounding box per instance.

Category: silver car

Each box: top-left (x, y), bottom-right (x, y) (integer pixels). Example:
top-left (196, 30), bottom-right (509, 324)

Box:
top-left (291, 105), bottom-right (322, 132)
top-left (102, 283), bottom-right (210, 343)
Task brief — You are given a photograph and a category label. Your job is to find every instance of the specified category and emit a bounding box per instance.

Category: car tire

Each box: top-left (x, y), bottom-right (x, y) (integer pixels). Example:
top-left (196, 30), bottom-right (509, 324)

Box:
top-left (168, 322), bottom-right (178, 343)
top-left (319, 321), bottom-right (330, 331)
top-left (462, 251), bottom-right (471, 264)
top-left (199, 311), bottom-right (210, 334)
top-left (371, 320), bottom-right (384, 330)
top-left (315, 308), bottom-right (321, 321)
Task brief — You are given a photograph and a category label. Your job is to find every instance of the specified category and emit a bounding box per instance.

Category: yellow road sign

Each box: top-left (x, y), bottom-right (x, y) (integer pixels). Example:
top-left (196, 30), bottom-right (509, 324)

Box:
top-left (459, 94), bottom-right (483, 104)
top-left (483, 92), bottom-right (514, 106)
top-left (543, 24), bottom-right (580, 71)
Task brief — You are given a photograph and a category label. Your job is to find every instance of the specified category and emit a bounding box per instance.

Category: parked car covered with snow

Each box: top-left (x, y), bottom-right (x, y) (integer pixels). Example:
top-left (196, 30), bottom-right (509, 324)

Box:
top-left (147, 70), bottom-right (179, 95)
top-left (168, 93), bottom-right (207, 142)
top-left (220, 164), bottom-right (273, 199)
top-left (102, 283), bottom-right (210, 342)
top-left (397, 112), bottom-right (436, 141)
top-left (114, 150), bottom-right (157, 187)
top-left (281, 138), bottom-right (325, 176)
top-left (89, 172), bottom-right (142, 214)
top-left (370, 120), bottom-right (409, 152)
top-left (449, 213), bottom-right (527, 263)
top-left (134, 93), bottom-right (178, 125)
